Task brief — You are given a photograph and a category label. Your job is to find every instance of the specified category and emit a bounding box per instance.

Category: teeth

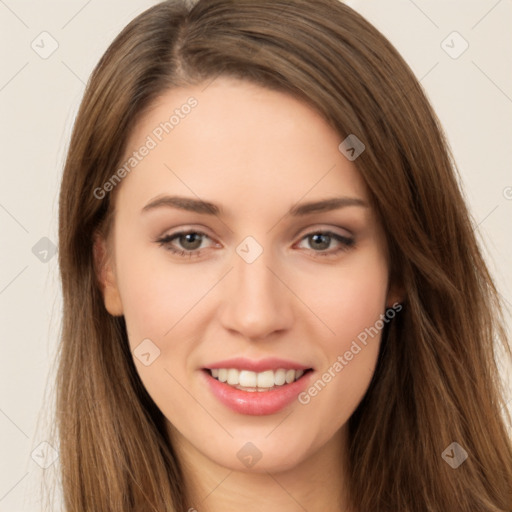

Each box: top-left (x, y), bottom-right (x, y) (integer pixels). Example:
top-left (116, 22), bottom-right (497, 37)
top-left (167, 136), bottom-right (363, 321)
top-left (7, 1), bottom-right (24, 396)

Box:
top-left (274, 369), bottom-right (286, 386)
top-left (208, 368), bottom-right (307, 389)
top-left (239, 370), bottom-right (257, 387)
top-left (227, 369), bottom-right (239, 385)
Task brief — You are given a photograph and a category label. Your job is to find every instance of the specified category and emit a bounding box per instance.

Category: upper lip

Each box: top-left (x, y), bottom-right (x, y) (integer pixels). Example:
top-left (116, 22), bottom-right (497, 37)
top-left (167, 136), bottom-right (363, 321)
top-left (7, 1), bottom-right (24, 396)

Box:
top-left (204, 357), bottom-right (312, 372)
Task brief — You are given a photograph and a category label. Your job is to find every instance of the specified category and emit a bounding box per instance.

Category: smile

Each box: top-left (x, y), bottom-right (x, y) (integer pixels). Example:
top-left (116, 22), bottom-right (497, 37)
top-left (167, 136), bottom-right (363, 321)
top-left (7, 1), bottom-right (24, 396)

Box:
top-left (202, 367), bottom-right (314, 415)
top-left (208, 368), bottom-right (309, 391)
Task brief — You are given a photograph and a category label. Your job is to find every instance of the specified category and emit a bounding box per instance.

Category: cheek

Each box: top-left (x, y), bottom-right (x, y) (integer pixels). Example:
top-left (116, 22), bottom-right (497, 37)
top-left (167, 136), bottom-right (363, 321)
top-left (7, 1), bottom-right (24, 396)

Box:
top-left (294, 250), bottom-right (388, 419)
top-left (335, 266), bottom-right (388, 343)
top-left (113, 242), bottom-right (202, 419)
top-left (115, 250), bottom-right (166, 344)
top-left (113, 233), bottom-right (209, 345)
top-left (297, 248), bottom-right (389, 350)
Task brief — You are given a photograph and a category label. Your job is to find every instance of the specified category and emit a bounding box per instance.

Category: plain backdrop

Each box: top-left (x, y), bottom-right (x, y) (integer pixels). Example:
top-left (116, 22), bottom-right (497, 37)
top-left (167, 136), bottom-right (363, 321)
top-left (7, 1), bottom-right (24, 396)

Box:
top-left (0, 1), bottom-right (511, 510)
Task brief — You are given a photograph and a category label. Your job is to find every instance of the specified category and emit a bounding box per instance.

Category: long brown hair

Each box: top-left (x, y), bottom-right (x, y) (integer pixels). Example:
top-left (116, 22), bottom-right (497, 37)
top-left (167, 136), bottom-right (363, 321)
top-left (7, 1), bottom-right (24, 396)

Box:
top-left (54, 0), bottom-right (512, 510)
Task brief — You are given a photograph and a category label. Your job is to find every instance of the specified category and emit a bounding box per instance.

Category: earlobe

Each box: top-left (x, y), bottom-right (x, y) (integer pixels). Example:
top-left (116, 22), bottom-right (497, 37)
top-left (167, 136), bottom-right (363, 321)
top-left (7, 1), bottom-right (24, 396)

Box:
top-left (386, 282), bottom-right (405, 309)
top-left (93, 233), bottom-right (124, 316)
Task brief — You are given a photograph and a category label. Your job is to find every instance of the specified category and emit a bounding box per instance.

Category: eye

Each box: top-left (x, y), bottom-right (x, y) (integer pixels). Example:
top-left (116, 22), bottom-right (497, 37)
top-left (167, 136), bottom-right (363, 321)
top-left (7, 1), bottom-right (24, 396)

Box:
top-left (296, 230), bottom-right (355, 258)
top-left (155, 228), bottom-right (355, 259)
top-left (156, 230), bottom-right (215, 258)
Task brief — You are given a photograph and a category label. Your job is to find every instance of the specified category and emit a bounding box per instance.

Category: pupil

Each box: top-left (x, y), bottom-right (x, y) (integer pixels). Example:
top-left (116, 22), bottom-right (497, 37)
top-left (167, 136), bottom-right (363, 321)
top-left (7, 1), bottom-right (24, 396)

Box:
top-left (182, 233), bottom-right (201, 249)
top-left (311, 234), bottom-right (329, 250)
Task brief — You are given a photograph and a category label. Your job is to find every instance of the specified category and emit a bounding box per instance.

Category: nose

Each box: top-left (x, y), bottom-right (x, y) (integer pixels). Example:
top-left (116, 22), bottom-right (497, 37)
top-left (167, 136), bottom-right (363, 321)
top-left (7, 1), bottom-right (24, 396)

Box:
top-left (218, 245), bottom-right (294, 341)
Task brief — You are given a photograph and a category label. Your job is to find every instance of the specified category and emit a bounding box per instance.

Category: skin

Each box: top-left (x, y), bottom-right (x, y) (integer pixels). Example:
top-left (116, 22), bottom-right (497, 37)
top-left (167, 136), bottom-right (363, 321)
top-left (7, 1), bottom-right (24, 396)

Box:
top-left (96, 77), bottom-right (401, 512)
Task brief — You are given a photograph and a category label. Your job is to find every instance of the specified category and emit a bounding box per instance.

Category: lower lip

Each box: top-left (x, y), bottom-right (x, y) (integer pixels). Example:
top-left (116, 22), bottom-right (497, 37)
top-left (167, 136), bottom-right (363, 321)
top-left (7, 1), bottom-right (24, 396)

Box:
top-left (201, 369), bottom-right (313, 416)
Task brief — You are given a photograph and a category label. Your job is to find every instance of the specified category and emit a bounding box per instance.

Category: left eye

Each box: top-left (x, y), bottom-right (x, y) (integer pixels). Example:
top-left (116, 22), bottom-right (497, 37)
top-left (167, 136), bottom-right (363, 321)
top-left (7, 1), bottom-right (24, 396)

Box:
top-left (296, 231), bottom-right (355, 257)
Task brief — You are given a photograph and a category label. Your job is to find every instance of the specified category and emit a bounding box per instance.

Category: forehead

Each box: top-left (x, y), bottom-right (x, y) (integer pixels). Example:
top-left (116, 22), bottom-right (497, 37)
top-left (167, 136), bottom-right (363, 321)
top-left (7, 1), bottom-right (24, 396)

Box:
top-left (116, 77), bottom-right (369, 218)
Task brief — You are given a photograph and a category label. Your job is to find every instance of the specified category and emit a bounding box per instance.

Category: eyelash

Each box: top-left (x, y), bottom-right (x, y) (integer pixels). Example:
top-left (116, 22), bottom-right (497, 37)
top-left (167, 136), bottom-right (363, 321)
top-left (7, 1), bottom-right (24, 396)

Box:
top-left (155, 229), bottom-right (355, 259)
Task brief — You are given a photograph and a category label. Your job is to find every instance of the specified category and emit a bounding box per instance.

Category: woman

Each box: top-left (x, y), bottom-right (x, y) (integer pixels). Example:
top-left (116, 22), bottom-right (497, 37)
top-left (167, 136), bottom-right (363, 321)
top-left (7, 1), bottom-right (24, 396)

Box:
top-left (54, 0), bottom-right (512, 510)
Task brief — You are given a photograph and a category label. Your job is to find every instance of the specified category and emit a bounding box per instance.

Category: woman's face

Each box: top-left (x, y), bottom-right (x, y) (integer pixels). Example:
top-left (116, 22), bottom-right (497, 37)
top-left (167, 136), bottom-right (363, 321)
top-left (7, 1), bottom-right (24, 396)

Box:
top-left (98, 77), bottom-right (398, 473)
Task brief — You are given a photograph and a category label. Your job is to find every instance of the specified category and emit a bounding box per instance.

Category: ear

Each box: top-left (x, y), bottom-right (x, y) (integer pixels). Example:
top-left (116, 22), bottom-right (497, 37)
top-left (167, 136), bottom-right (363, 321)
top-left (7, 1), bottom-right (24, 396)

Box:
top-left (93, 232), bottom-right (124, 316)
top-left (385, 280), bottom-right (405, 309)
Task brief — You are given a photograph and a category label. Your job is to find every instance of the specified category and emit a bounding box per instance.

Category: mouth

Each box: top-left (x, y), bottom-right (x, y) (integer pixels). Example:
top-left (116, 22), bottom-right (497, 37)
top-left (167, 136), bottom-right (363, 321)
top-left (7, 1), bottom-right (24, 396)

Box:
top-left (200, 357), bottom-right (315, 415)
top-left (203, 367), bottom-right (314, 392)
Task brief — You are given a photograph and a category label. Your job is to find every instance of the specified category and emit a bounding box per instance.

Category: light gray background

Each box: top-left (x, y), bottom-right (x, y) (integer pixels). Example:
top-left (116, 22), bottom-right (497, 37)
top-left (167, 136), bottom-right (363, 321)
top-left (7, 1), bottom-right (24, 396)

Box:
top-left (1, 1), bottom-right (511, 510)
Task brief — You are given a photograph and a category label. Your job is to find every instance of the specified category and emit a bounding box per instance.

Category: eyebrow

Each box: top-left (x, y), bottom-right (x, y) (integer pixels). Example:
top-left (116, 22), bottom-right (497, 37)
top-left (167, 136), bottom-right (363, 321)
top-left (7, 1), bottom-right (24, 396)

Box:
top-left (141, 195), bottom-right (368, 216)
